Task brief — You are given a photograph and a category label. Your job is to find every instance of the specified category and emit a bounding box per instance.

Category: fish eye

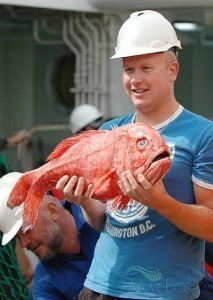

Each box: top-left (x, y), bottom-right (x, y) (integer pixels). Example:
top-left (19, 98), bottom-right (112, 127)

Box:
top-left (138, 139), bottom-right (148, 148)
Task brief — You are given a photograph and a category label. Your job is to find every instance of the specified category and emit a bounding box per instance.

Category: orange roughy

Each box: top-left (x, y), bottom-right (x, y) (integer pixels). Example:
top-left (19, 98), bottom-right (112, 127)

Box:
top-left (8, 123), bottom-right (171, 231)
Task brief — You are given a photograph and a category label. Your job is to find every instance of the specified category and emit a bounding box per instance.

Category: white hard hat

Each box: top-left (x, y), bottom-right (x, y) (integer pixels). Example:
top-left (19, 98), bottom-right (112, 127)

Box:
top-left (0, 172), bottom-right (24, 246)
top-left (70, 104), bottom-right (103, 134)
top-left (111, 10), bottom-right (182, 59)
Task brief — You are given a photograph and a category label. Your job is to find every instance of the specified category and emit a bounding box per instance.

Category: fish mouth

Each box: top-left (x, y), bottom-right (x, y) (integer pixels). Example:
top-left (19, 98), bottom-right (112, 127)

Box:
top-left (151, 150), bottom-right (170, 165)
top-left (143, 148), bottom-right (171, 184)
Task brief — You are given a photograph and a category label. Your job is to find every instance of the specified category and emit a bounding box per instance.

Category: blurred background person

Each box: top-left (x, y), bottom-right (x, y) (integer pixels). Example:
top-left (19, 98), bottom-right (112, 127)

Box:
top-left (0, 130), bottom-right (29, 175)
top-left (0, 130), bottom-right (29, 151)
top-left (69, 104), bottom-right (105, 134)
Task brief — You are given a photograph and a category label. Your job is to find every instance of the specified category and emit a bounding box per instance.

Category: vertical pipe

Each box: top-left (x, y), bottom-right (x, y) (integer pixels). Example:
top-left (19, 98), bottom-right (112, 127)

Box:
top-left (69, 14), bottom-right (87, 104)
top-left (75, 15), bottom-right (94, 104)
top-left (91, 16), bottom-right (110, 116)
top-left (62, 17), bottom-right (81, 106)
top-left (81, 13), bottom-right (100, 108)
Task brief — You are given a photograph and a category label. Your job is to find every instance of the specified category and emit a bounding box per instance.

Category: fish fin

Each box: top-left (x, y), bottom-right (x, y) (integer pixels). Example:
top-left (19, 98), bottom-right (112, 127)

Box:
top-left (117, 195), bottom-right (130, 210)
top-left (47, 130), bottom-right (108, 161)
top-left (91, 169), bottom-right (116, 196)
top-left (107, 194), bottom-right (130, 212)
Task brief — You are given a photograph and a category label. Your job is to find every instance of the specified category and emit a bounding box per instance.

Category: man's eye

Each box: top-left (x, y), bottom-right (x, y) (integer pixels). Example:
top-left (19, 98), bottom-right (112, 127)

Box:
top-left (143, 66), bottom-right (150, 70)
top-left (124, 68), bottom-right (133, 73)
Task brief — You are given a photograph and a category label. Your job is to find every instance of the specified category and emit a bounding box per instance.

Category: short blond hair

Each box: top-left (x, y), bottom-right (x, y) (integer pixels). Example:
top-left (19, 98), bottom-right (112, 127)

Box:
top-left (164, 50), bottom-right (178, 67)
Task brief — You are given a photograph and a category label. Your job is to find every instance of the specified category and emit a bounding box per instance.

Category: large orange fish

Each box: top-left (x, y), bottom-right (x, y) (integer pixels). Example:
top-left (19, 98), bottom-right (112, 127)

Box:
top-left (8, 123), bottom-right (171, 230)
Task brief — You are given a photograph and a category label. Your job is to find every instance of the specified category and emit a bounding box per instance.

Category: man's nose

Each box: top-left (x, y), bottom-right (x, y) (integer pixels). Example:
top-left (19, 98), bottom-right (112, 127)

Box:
top-left (130, 70), bottom-right (143, 84)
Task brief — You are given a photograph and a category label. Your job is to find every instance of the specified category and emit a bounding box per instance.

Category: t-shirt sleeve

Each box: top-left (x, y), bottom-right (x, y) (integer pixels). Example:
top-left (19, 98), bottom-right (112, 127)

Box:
top-left (192, 125), bottom-right (213, 189)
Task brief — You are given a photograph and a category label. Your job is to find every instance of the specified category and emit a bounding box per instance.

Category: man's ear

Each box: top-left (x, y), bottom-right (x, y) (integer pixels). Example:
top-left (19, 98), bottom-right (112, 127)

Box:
top-left (170, 60), bottom-right (179, 82)
top-left (46, 203), bottom-right (59, 221)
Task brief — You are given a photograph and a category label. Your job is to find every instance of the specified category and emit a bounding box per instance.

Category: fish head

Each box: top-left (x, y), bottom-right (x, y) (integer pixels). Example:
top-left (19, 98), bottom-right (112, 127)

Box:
top-left (114, 123), bottom-right (171, 185)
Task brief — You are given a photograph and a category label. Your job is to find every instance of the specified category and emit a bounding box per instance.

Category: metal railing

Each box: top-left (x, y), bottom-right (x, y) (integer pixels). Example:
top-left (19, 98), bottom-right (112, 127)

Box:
top-left (17, 124), bottom-right (70, 172)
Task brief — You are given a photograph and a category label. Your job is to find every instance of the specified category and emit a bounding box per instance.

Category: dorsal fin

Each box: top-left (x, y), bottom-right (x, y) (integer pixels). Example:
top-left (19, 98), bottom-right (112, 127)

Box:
top-left (47, 130), bottom-right (107, 161)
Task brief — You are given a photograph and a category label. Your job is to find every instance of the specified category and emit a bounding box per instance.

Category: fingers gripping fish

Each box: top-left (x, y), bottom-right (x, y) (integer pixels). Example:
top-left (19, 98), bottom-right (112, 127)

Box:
top-left (7, 123), bottom-right (171, 231)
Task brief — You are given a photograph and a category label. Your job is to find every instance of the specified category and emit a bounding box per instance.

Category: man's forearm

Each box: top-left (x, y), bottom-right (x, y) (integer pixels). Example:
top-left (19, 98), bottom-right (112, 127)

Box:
top-left (80, 198), bottom-right (106, 232)
top-left (156, 194), bottom-right (213, 242)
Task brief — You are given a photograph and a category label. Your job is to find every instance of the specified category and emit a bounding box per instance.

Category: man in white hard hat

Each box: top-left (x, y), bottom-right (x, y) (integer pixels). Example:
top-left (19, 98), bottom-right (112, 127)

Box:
top-left (0, 172), bottom-right (24, 246)
top-left (0, 172), bottom-right (99, 300)
top-left (70, 104), bottom-right (104, 134)
top-left (56, 10), bottom-right (213, 300)
top-left (0, 172), bottom-right (31, 299)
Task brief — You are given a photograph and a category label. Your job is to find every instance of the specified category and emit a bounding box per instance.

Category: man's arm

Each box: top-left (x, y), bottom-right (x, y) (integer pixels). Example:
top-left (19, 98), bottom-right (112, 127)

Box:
top-left (56, 175), bottom-right (106, 232)
top-left (118, 171), bottom-right (213, 242)
top-left (0, 130), bottom-right (29, 150)
top-left (155, 183), bottom-right (213, 242)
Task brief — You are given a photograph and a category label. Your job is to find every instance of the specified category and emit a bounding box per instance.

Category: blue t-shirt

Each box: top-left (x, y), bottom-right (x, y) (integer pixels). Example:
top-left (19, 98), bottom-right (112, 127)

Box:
top-left (84, 108), bottom-right (213, 299)
top-left (32, 203), bottom-right (99, 300)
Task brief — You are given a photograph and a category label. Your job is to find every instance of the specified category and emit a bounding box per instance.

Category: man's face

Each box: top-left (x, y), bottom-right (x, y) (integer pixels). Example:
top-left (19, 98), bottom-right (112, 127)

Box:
top-left (17, 214), bottom-right (62, 262)
top-left (122, 52), bottom-right (178, 113)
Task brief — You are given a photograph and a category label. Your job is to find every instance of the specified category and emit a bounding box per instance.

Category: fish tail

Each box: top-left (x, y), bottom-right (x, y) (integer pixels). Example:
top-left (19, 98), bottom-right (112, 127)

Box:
top-left (21, 172), bottom-right (57, 230)
top-left (7, 175), bottom-right (31, 208)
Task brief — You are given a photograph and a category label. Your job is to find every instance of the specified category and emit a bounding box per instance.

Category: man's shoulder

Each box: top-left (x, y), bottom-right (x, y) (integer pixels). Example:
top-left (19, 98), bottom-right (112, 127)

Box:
top-left (32, 255), bottom-right (87, 297)
top-left (176, 109), bottom-right (213, 138)
top-left (181, 109), bottom-right (212, 127)
top-left (100, 113), bottom-right (135, 130)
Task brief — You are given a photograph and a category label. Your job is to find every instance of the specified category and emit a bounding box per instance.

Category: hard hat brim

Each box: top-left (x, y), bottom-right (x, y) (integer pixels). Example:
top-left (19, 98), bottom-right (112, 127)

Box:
top-left (111, 44), bottom-right (182, 59)
top-left (2, 219), bottom-right (22, 246)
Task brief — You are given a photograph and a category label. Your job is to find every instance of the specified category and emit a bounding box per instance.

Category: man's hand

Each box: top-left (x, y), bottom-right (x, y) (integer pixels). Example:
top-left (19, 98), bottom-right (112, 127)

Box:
top-left (56, 175), bottom-right (105, 232)
top-left (56, 175), bottom-right (93, 206)
top-left (6, 130), bottom-right (29, 148)
top-left (117, 170), bottom-right (167, 210)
